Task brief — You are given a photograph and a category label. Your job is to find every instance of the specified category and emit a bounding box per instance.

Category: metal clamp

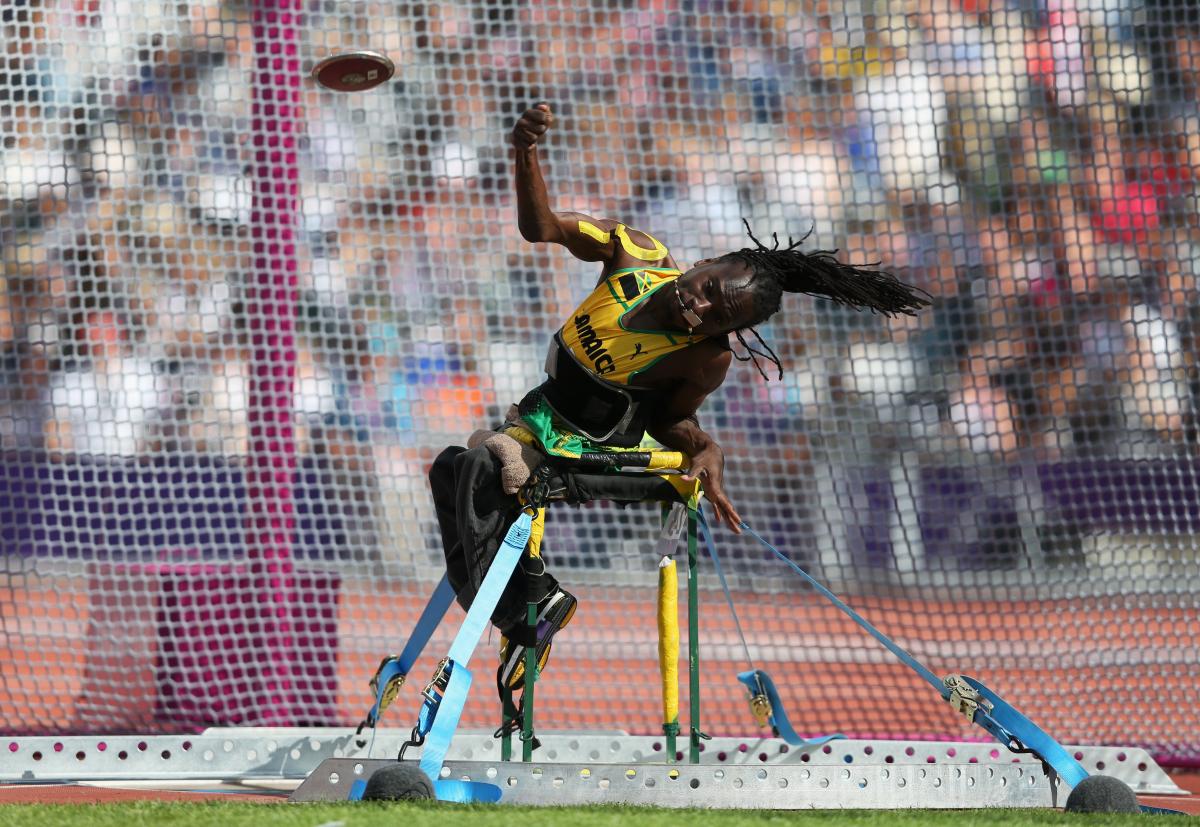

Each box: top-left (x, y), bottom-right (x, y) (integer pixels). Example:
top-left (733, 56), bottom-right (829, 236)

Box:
top-left (519, 463), bottom-right (555, 509)
top-left (354, 656), bottom-right (408, 747)
top-left (369, 656), bottom-right (406, 712)
top-left (749, 693), bottom-right (772, 728)
top-left (422, 657), bottom-right (452, 705)
top-left (395, 658), bottom-right (454, 760)
top-left (944, 674), bottom-right (992, 723)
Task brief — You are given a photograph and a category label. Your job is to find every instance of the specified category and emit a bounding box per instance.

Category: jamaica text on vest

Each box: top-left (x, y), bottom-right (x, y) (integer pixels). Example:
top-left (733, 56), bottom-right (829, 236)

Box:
top-left (573, 314), bottom-right (615, 375)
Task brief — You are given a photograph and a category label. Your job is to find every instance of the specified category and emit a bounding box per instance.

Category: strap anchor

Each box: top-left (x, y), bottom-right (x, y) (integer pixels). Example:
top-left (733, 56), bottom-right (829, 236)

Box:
top-left (492, 710), bottom-right (540, 752)
top-left (354, 654), bottom-right (408, 747)
top-left (422, 657), bottom-right (452, 704)
top-left (944, 674), bottom-right (992, 723)
top-left (369, 654), bottom-right (407, 712)
top-left (394, 658), bottom-right (454, 760)
top-left (749, 693), bottom-right (772, 727)
top-left (398, 724), bottom-right (425, 761)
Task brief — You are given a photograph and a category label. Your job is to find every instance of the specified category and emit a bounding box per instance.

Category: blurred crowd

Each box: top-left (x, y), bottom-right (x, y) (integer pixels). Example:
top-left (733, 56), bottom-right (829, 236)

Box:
top-left (1, 0), bottom-right (1199, 566)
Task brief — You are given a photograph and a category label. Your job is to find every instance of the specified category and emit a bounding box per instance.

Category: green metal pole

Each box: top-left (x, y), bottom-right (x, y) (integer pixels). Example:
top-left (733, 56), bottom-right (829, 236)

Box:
top-left (522, 599), bottom-right (538, 762)
top-left (687, 508), bottom-right (701, 764)
top-left (500, 693), bottom-right (513, 761)
top-left (664, 720), bottom-right (679, 763)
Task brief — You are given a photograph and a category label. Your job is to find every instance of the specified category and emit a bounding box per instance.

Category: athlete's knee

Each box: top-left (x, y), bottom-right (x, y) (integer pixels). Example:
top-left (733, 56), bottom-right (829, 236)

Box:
top-left (429, 445), bottom-right (463, 491)
top-left (450, 442), bottom-right (500, 482)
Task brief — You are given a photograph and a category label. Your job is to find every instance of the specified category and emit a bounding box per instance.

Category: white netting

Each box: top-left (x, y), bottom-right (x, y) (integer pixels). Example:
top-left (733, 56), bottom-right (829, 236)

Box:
top-left (1, 0), bottom-right (1198, 762)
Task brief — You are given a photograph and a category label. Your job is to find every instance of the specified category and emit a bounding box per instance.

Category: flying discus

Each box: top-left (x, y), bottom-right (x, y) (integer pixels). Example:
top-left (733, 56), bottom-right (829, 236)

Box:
top-left (311, 50), bottom-right (394, 92)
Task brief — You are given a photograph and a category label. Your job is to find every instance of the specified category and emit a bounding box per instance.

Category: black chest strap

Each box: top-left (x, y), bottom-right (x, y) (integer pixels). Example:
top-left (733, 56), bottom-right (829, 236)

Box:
top-left (530, 332), bottom-right (653, 446)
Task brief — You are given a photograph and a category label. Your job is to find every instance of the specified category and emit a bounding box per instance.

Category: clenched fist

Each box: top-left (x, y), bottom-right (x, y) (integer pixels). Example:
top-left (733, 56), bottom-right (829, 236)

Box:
top-left (511, 103), bottom-right (554, 150)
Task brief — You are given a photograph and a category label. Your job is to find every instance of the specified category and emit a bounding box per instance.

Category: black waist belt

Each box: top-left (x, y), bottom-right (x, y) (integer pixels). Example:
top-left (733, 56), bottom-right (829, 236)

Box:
top-left (531, 332), bottom-right (650, 446)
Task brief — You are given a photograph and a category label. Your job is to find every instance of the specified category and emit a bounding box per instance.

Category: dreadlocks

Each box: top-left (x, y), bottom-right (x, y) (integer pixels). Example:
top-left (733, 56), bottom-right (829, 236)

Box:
top-left (716, 220), bottom-right (932, 381)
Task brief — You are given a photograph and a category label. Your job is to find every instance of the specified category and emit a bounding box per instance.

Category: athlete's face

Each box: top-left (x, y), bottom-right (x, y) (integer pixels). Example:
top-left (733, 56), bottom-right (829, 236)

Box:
top-left (673, 259), bottom-right (758, 335)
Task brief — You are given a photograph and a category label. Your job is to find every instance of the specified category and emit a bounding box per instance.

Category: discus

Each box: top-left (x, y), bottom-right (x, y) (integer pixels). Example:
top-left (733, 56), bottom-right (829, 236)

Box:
top-left (311, 50), bottom-right (395, 92)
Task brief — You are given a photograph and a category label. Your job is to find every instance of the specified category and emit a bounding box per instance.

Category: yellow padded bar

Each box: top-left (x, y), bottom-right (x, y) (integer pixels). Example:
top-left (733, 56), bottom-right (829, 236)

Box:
top-left (647, 451), bottom-right (687, 470)
top-left (657, 555), bottom-right (680, 725)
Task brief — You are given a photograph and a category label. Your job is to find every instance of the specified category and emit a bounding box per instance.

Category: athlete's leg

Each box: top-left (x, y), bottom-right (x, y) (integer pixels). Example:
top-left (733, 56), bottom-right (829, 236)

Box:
top-left (428, 444), bottom-right (559, 634)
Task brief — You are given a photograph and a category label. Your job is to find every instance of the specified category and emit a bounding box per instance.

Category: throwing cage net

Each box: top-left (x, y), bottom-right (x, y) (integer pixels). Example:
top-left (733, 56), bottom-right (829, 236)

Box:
top-left (1, 0), bottom-right (1198, 766)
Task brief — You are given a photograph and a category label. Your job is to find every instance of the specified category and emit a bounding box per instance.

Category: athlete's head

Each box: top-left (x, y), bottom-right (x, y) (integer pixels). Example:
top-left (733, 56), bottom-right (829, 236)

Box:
top-left (670, 258), bottom-right (758, 337)
top-left (677, 221), bottom-right (931, 379)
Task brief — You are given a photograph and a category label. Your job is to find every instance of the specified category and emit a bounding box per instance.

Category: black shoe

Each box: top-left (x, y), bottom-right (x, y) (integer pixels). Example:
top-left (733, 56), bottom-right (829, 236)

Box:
top-left (497, 588), bottom-right (577, 691)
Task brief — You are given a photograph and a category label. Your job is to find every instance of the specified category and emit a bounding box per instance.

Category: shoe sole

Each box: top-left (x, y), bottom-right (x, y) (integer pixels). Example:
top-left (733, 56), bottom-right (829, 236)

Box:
top-left (501, 592), bottom-right (577, 690)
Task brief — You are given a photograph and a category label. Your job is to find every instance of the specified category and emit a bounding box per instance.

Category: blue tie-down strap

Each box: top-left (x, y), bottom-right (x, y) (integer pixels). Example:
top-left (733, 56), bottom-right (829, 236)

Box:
top-left (949, 676), bottom-right (1185, 814)
top-left (433, 778), bottom-right (503, 803)
top-left (362, 575), bottom-right (457, 730)
top-left (695, 511), bottom-right (844, 747)
top-left (733, 519), bottom-right (1125, 798)
top-left (405, 510), bottom-right (533, 803)
top-left (1141, 804), bottom-right (1189, 816)
top-left (417, 661), bottom-right (471, 777)
top-left (946, 674), bottom-right (1087, 788)
top-left (736, 669), bottom-right (844, 749)
top-left (420, 662), bottom-right (503, 802)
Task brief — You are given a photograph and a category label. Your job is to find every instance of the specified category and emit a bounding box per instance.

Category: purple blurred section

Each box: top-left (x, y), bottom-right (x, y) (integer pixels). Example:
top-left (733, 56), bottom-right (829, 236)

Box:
top-left (4, 453), bottom-right (1197, 569)
top-left (0, 452), bottom-right (362, 560)
top-left (847, 459), bottom-right (1200, 570)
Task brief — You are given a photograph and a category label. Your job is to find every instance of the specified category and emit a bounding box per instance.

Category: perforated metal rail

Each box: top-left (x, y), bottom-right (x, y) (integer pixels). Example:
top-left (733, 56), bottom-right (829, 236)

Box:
top-left (1, 728), bottom-right (1184, 807)
top-left (296, 757), bottom-right (1060, 808)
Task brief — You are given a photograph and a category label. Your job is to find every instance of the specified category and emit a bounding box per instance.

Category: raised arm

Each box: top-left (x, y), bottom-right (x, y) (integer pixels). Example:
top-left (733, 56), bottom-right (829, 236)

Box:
top-left (512, 104), bottom-right (670, 268)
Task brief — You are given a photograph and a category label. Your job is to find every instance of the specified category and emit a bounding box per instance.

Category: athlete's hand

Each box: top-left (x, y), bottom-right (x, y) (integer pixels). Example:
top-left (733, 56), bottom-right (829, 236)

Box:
top-left (681, 443), bottom-right (742, 533)
top-left (512, 103), bottom-right (553, 151)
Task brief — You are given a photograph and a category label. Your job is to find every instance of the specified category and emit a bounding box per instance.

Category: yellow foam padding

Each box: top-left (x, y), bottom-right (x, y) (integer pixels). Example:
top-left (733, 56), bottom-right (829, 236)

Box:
top-left (614, 224), bottom-right (668, 261)
top-left (664, 474), bottom-right (702, 509)
top-left (657, 556), bottom-right (679, 724)
top-left (528, 507), bottom-right (545, 559)
top-left (503, 424), bottom-right (539, 447)
top-left (647, 451), bottom-right (687, 470)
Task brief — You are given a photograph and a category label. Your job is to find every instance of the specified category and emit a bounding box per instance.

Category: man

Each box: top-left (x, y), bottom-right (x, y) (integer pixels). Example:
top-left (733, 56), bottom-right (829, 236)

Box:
top-left (429, 104), bottom-right (929, 692)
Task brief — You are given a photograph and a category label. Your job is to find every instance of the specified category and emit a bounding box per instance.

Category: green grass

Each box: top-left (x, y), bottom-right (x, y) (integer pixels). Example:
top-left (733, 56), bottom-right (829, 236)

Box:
top-left (0, 802), bottom-right (1158, 827)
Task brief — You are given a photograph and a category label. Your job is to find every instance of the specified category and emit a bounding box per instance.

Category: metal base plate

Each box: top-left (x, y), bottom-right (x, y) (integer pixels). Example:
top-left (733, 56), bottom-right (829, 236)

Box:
top-left (1, 729), bottom-right (1184, 802)
top-left (293, 757), bottom-right (1059, 808)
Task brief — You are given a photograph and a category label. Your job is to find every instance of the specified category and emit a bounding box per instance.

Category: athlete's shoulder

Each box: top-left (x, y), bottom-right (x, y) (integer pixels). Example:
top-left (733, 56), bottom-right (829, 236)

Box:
top-left (613, 224), bottom-right (669, 262)
top-left (614, 222), bottom-right (672, 261)
top-left (575, 219), bottom-right (671, 264)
